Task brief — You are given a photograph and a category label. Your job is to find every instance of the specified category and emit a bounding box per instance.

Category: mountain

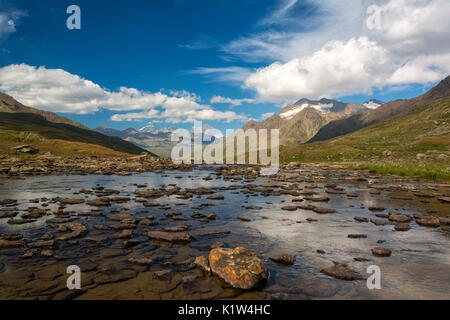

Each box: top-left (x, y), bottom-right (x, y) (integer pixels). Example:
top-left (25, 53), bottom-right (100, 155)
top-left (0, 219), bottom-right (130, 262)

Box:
top-left (281, 96), bottom-right (450, 179)
top-left (308, 76), bottom-right (450, 143)
top-left (139, 123), bottom-right (177, 135)
top-left (243, 98), bottom-right (368, 145)
top-left (0, 92), bottom-right (89, 129)
top-left (95, 125), bottom-right (177, 158)
top-left (0, 92), bottom-right (151, 157)
top-left (363, 99), bottom-right (384, 109)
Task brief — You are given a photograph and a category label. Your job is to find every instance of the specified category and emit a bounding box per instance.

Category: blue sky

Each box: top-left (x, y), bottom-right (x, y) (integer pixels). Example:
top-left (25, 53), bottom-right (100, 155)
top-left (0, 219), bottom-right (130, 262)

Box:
top-left (0, 0), bottom-right (449, 131)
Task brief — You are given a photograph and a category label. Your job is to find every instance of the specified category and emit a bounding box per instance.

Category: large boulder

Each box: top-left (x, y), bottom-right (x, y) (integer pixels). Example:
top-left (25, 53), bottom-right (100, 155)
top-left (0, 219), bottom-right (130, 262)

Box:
top-left (208, 247), bottom-right (269, 290)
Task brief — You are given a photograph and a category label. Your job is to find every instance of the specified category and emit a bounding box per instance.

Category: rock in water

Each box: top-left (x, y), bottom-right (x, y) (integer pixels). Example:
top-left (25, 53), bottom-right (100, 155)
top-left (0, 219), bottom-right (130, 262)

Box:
top-left (415, 216), bottom-right (440, 228)
top-left (388, 212), bottom-right (412, 223)
top-left (269, 253), bottom-right (296, 266)
top-left (394, 223), bottom-right (411, 231)
top-left (321, 263), bottom-right (362, 281)
top-left (313, 207), bottom-right (336, 214)
top-left (372, 247), bottom-right (391, 257)
top-left (194, 256), bottom-right (211, 273)
top-left (208, 247), bottom-right (268, 290)
top-left (147, 231), bottom-right (192, 243)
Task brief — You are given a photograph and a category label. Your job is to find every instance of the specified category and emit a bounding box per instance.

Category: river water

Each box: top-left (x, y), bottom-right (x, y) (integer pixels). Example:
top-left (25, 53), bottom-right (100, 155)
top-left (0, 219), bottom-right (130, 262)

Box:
top-left (0, 167), bottom-right (449, 300)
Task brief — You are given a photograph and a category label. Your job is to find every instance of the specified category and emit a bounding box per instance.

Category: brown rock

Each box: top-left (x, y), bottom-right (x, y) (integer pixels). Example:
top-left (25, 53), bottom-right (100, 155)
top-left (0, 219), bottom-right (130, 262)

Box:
top-left (388, 212), bottom-right (412, 223)
top-left (194, 255), bottom-right (211, 273)
top-left (147, 231), bottom-right (192, 242)
top-left (372, 247), bottom-right (391, 257)
top-left (313, 206), bottom-right (336, 214)
top-left (0, 239), bottom-right (24, 249)
top-left (321, 263), bottom-right (362, 281)
top-left (415, 216), bottom-right (440, 228)
top-left (209, 247), bottom-right (268, 290)
top-left (394, 223), bottom-right (411, 231)
top-left (269, 253), bottom-right (296, 266)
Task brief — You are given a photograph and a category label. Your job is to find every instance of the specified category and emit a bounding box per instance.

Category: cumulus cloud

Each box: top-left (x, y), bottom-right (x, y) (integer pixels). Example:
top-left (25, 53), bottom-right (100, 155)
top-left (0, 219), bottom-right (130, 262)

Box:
top-left (210, 95), bottom-right (255, 107)
top-left (0, 64), bottom-right (248, 123)
top-left (244, 37), bottom-right (393, 101)
top-left (225, 0), bottom-right (450, 102)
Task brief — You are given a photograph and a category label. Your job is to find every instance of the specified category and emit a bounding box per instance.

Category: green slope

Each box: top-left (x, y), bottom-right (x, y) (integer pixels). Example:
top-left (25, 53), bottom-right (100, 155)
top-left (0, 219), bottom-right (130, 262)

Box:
top-left (308, 75), bottom-right (450, 143)
top-left (0, 112), bottom-right (154, 157)
top-left (0, 92), bottom-right (89, 129)
top-left (281, 97), bottom-right (450, 180)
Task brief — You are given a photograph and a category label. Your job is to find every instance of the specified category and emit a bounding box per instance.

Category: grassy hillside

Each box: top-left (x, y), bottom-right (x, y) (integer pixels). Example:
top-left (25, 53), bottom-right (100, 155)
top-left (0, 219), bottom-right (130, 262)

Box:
top-left (281, 97), bottom-right (450, 180)
top-left (0, 112), bottom-right (153, 158)
top-left (0, 92), bottom-right (89, 130)
top-left (308, 76), bottom-right (450, 143)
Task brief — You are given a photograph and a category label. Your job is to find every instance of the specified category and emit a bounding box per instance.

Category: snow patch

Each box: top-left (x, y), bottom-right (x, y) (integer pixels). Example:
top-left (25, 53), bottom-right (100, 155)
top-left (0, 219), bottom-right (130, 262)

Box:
top-left (279, 103), bottom-right (333, 119)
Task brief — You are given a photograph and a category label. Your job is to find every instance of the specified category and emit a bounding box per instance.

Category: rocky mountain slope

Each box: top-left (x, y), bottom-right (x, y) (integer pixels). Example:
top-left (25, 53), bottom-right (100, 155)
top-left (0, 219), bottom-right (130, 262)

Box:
top-left (308, 76), bottom-right (450, 143)
top-left (281, 96), bottom-right (450, 180)
top-left (243, 98), bottom-right (369, 145)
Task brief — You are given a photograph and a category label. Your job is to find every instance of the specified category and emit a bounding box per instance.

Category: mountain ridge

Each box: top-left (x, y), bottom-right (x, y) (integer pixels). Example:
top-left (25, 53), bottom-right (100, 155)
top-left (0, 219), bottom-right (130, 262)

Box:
top-left (308, 76), bottom-right (450, 143)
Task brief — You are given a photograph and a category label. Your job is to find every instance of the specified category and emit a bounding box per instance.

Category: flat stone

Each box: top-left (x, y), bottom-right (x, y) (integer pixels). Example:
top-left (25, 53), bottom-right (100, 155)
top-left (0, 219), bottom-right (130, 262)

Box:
top-left (58, 198), bottom-right (85, 205)
top-left (0, 211), bottom-right (18, 219)
top-left (147, 231), bottom-right (192, 243)
top-left (354, 216), bottom-right (368, 223)
top-left (128, 257), bottom-right (153, 265)
top-left (269, 253), bottom-right (296, 266)
top-left (281, 206), bottom-right (298, 211)
top-left (313, 207), bottom-right (336, 214)
top-left (0, 239), bottom-right (24, 249)
top-left (389, 212), bottom-right (412, 223)
top-left (28, 240), bottom-right (55, 249)
top-left (372, 247), bottom-right (391, 257)
top-left (163, 225), bottom-right (189, 232)
top-left (348, 234), bottom-right (367, 239)
top-left (415, 216), bottom-right (440, 228)
top-left (394, 223), bottom-right (411, 231)
top-left (321, 263), bottom-right (362, 281)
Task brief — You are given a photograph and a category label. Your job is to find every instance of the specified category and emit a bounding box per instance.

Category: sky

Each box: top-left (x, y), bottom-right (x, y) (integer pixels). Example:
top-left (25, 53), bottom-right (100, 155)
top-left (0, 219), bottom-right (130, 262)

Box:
top-left (0, 0), bottom-right (449, 131)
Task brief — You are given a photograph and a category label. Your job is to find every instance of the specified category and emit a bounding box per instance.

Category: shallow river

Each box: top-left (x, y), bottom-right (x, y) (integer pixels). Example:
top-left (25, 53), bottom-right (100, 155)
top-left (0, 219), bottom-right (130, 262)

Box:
top-left (0, 167), bottom-right (449, 300)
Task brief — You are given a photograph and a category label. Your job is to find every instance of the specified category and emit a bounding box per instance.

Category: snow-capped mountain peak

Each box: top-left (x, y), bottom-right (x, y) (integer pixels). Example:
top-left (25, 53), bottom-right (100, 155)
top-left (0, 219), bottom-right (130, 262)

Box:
top-left (363, 99), bottom-right (384, 109)
top-left (280, 102), bottom-right (334, 119)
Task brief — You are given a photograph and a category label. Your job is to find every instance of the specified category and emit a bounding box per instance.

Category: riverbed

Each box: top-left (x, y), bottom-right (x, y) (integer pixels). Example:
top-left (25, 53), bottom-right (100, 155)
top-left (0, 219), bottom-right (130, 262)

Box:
top-left (0, 166), bottom-right (449, 299)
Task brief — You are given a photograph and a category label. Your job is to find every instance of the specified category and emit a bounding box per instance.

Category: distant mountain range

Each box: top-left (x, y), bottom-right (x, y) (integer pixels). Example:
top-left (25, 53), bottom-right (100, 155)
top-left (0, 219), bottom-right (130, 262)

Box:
top-left (95, 123), bottom-right (216, 158)
top-left (0, 92), bottom-right (151, 157)
top-left (95, 125), bottom-right (177, 158)
top-left (243, 98), bottom-right (375, 145)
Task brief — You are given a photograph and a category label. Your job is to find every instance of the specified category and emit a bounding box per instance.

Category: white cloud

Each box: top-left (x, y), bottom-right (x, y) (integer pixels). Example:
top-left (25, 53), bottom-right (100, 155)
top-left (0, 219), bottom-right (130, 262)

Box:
top-left (210, 95), bottom-right (255, 107)
top-left (238, 0), bottom-right (450, 102)
top-left (0, 64), bottom-right (248, 123)
top-left (244, 37), bottom-right (393, 102)
top-left (188, 67), bottom-right (252, 83)
top-left (0, 9), bottom-right (26, 39)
